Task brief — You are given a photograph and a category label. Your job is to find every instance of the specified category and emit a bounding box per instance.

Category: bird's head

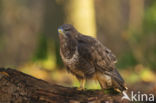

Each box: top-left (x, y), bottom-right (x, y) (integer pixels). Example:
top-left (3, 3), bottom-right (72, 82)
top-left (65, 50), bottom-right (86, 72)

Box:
top-left (58, 24), bottom-right (77, 39)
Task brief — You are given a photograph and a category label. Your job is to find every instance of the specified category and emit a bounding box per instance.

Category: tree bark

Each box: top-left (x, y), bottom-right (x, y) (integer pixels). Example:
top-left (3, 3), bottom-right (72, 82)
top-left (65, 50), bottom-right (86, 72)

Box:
top-left (0, 68), bottom-right (127, 103)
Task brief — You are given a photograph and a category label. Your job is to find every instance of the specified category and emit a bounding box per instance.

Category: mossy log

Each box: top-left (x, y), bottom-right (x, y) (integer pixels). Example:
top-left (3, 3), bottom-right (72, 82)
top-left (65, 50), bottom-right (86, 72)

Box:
top-left (0, 68), bottom-right (128, 103)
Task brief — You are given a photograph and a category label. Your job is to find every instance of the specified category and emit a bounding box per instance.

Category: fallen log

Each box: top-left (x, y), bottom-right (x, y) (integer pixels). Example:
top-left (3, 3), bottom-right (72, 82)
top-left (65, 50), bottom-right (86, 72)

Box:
top-left (0, 68), bottom-right (128, 103)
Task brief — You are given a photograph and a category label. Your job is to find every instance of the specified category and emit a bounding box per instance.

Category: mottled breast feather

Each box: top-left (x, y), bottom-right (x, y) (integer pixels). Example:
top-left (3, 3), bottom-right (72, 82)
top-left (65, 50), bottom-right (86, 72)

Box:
top-left (60, 47), bottom-right (79, 65)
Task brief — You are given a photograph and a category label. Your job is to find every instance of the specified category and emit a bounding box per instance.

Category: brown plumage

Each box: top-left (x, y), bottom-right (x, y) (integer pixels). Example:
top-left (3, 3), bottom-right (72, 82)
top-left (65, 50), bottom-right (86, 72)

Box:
top-left (58, 24), bottom-right (127, 92)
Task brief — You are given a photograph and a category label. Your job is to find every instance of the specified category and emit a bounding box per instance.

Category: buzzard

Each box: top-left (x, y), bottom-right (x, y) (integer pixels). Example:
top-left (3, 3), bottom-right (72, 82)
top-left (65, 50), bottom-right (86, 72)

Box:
top-left (58, 24), bottom-right (127, 93)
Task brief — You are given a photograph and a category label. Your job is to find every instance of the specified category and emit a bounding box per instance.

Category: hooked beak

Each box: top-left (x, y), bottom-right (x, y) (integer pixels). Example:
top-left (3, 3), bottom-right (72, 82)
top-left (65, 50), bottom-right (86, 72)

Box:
top-left (58, 27), bottom-right (64, 35)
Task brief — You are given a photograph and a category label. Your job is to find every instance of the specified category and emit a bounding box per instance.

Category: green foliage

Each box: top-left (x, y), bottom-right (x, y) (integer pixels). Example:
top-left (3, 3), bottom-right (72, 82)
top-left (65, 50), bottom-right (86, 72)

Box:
top-left (117, 51), bottom-right (138, 69)
top-left (55, 41), bottom-right (64, 68)
top-left (33, 34), bottom-right (48, 61)
top-left (0, 37), bottom-right (4, 51)
top-left (143, 2), bottom-right (156, 33)
top-left (142, 2), bottom-right (156, 69)
top-left (125, 2), bottom-right (156, 70)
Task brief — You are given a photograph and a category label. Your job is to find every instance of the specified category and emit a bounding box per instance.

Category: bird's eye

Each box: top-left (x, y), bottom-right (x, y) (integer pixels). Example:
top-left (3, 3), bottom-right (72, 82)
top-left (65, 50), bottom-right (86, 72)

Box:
top-left (64, 28), bottom-right (71, 31)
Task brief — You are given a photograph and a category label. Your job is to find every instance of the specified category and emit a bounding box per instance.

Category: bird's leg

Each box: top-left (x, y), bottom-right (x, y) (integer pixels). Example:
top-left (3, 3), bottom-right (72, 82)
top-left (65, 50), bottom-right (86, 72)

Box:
top-left (78, 79), bottom-right (86, 90)
top-left (80, 79), bottom-right (86, 89)
top-left (114, 88), bottom-right (121, 93)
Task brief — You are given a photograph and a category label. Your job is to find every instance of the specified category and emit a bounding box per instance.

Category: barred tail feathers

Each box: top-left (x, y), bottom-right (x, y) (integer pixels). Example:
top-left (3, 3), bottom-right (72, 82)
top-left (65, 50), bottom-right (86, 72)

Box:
top-left (103, 68), bottom-right (127, 91)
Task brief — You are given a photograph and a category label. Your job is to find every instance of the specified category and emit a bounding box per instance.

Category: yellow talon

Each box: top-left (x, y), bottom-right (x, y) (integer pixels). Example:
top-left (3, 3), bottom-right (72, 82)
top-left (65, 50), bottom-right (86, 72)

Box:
top-left (115, 88), bottom-right (121, 93)
top-left (77, 87), bottom-right (84, 91)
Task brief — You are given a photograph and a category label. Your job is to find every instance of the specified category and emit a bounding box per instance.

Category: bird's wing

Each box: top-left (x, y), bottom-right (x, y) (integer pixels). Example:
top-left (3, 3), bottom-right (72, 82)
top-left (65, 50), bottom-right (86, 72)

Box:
top-left (77, 34), bottom-right (126, 90)
top-left (77, 34), bottom-right (117, 72)
top-left (77, 40), bottom-right (95, 76)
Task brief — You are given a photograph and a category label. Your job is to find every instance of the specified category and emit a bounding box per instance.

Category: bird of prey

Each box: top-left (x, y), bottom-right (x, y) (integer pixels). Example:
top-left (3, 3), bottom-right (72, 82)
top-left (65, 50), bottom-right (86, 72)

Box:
top-left (58, 24), bottom-right (127, 93)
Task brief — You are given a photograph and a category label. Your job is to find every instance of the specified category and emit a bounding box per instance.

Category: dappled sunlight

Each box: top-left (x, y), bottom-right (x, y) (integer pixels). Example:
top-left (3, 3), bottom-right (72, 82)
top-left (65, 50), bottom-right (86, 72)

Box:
top-left (34, 51), bottom-right (56, 71)
top-left (140, 69), bottom-right (155, 82)
top-left (19, 62), bottom-right (156, 91)
top-left (19, 63), bottom-right (49, 80)
top-left (120, 64), bottom-right (156, 85)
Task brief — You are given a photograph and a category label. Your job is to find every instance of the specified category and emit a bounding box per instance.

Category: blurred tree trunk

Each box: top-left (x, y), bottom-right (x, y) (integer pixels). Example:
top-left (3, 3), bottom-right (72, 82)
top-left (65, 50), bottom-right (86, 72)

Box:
top-left (0, 0), bottom-right (65, 68)
top-left (65, 0), bottom-right (96, 37)
top-left (128, 0), bottom-right (145, 63)
top-left (38, 0), bottom-right (64, 68)
top-left (0, 0), bottom-right (3, 51)
top-left (129, 0), bottom-right (144, 32)
top-left (0, 0), bottom-right (44, 67)
top-left (95, 0), bottom-right (129, 55)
